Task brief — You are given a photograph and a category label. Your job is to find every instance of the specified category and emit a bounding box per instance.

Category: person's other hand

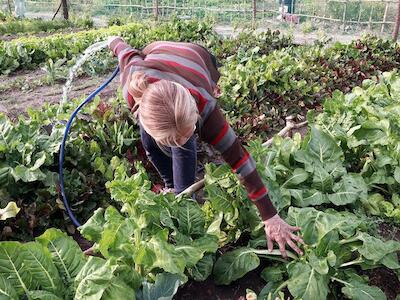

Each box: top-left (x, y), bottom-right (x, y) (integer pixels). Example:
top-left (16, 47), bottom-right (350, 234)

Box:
top-left (263, 214), bottom-right (305, 258)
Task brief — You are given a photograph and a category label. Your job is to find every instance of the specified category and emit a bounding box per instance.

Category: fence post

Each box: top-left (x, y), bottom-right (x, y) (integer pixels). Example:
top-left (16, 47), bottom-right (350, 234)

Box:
top-left (342, 0), bottom-right (347, 31)
top-left (252, 0), bottom-right (257, 28)
top-left (368, 4), bottom-right (374, 30)
top-left (381, 2), bottom-right (389, 33)
top-left (393, 0), bottom-right (400, 40)
top-left (62, 0), bottom-right (69, 19)
top-left (154, 0), bottom-right (159, 21)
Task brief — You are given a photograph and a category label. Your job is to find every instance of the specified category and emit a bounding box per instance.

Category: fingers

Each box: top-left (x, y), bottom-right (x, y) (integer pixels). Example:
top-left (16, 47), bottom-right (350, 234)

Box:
top-left (267, 235), bottom-right (274, 253)
top-left (286, 238), bottom-right (303, 256)
top-left (288, 225), bottom-right (301, 232)
top-left (290, 233), bottom-right (305, 245)
top-left (276, 237), bottom-right (287, 258)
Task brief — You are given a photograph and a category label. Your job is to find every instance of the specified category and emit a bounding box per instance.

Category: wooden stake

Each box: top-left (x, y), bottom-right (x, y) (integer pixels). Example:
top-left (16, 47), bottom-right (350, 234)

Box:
top-left (61, 0), bottom-right (68, 20)
top-left (252, 0), bottom-right (256, 28)
top-left (381, 2), bottom-right (389, 33)
top-left (393, 0), bottom-right (400, 40)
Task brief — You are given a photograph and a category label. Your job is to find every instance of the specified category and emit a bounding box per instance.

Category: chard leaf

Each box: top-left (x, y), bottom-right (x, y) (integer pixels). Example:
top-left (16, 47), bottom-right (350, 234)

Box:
top-left (141, 272), bottom-right (182, 300)
top-left (98, 206), bottom-right (136, 258)
top-left (74, 257), bottom-right (135, 300)
top-left (287, 262), bottom-right (329, 300)
top-left (29, 290), bottom-right (63, 300)
top-left (306, 126), bottom-right (342, 164)
top-left (328, 174), bottom-right (367, 205)
top-left (177, 201), bottom-right (205, 236)
top-left (213, 247), bottom-right (260, 285)
top-left (260, 266), bottom-right (284, 283)
top-left (308, 252), bottom-right (329, 275)
top-left (22, 242), bottom-right (63, 297)
top-left (341, 277), bottom-right (386, 300)
top-left (312, 165), bottom-right (333, 192)
top-left (187, 254), bottom-right (214, 282)
top-left (36, 229), bottom-right (85, 288)
top-left (145, 230), bottom-right (187, 275)
top-left (281, 168), bottom-right (309, 188)
top-left (0, 274), bottom-right (18, 299)
top-left (356, 232), bottom-right (400, 266)
top-left (0, 242), bottom-right (33, 296)
top-left (0, 202), bottom-right (20, 221)
top-left (79, 207), bottom-right (106, 242)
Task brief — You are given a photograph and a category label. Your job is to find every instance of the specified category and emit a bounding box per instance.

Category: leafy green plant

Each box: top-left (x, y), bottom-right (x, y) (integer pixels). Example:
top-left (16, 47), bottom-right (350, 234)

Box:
top-left (79, 162), bottom-right (219, 281)
top-left (0, 94), bottom-right (139, 240)
top-left (0, 18), bottom-right (216, 75)
top-left (0, 227), bottom-right (183, 300)
top-left (213, 207), bottom-right (400, 300)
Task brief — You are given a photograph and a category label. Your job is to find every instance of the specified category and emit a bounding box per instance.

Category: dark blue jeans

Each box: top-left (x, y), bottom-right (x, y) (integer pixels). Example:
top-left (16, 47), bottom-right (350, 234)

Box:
top-left (140, 125), bottom-right (197, 194)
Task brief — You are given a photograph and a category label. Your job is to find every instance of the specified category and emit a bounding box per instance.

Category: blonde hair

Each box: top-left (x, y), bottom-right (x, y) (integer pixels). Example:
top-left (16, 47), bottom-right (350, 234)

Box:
top-left (129, 71), bottom-right (199, 147)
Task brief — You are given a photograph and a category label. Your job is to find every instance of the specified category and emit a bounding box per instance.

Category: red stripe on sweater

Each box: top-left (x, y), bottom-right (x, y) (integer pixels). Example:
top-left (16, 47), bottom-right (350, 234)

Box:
top-left (146, 58), bottom-right (210, 84)
top-left (210, 122), bottom-right (229, 146)
top-left (248, 186), bottom-right (267, 200)
top-left (187, 88), bottom-right (207, 113)
top-left (232, 151), bottom-right (250, 172)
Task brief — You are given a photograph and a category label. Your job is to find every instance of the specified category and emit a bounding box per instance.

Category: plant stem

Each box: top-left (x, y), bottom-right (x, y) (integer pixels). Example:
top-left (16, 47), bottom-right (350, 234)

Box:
top-left (339, 258), bottom-right (364, 268)
top-left (339, 236), bottom-right (359, 245)
top-left (331, 276), bottom-right (350, 286)
top-left (274, 280), bottom-right (289, 294)
top-left (253, 249), bottom-right (297, 260)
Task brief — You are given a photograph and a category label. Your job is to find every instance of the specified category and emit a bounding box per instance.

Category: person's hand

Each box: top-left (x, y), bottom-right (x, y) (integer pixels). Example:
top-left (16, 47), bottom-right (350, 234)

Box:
top-left (107, 36), bottom-right (122, 48)
top-left (263, 214), bottom-right (305, 258)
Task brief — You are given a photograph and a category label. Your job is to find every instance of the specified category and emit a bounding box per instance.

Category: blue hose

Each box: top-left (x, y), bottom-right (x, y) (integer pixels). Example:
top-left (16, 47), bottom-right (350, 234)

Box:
top-left (59, 66), bottom-right (120, 228)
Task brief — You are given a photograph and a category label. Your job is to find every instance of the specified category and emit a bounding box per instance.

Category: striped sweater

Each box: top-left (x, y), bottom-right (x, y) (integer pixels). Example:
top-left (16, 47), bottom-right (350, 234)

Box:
top-left (110, 38), bottom-right (277, 220)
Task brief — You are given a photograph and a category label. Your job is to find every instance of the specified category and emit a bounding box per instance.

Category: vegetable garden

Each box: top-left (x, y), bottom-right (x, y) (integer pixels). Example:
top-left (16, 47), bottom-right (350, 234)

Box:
top-left (1, 16), bottom-right (400, 300)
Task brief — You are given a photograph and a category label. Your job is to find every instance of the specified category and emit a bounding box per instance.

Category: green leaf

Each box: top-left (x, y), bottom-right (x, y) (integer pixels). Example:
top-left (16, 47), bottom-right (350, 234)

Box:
top-left (29, 290), bottom-right (63, 300)
top-left (281, 168), bottom-right (309, 188)
top-left (0, 202), bottom-right (20, 221)
top-left (0, 242), bottom-right (32, 296)
top-left (74, 257), bottom-right (135, 300)
top-left (177, 201), bottom-right (205, 236)
top-left (394, 167), bottom-right (400, 184)
top-left (213, 247), bottom-right (260, 285)
top-left (328, 174), bottom-right (367, 206)
top-left (97, 206), bottom-right (136, 258)
top-left (0, 274), bottom-right (18, 299)
top-left (79, 208), bottom-right (106, 242)
top-left (22, 242), bottom-right (63, 297)
top-left (308, 252), bottom-right (329, 275)
top-left (342, 279), bottom-right (386, 300)
top-left (356, 232), bottom-right (400, 266)
top-left (36, 229), bottom-right (85, 287)
top-left (287, 262), bottom-right (329, 300)
top-left (187, 254), bottom-right (214, 282)
top-left (260, 266), bottom-right (284, 283)
top-left (142, 272), bottom-right (182, 300)
top-left (312, 165), bottom-right (333, 192)
top-left (145, 230), bottom-right (187, 275)
top-left (306, 126), bottom-right (342, 164)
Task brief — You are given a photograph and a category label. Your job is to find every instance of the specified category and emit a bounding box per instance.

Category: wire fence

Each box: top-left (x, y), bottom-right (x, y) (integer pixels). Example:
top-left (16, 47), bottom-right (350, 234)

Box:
top-left (1, 0), bottom-right (398, 35)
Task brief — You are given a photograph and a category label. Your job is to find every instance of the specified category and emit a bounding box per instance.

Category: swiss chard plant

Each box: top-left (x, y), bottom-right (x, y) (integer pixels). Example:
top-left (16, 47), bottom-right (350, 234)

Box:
top-left (0, 227), bottom-right (183, 300)
top-left (0, 94), bottom-right (138, 240)
top-left (213, 207), bottom-right (400, 300)
top-left (79, 162), bottom-right (219, 283)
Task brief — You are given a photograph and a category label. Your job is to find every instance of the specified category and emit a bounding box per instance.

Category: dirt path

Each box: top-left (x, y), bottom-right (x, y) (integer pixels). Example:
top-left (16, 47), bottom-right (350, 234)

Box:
top-left (0, 70), bottom-right (119, 118)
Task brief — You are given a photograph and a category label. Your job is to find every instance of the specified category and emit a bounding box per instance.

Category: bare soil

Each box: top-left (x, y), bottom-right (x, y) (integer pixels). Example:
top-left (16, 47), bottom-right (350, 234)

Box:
top-left (0, 70), bottom-right (119, 119)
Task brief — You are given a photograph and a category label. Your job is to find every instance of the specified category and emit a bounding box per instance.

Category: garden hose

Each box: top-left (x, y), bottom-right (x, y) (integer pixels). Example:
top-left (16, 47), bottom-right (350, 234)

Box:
top-left (59, 66), bottom-right (120, 228)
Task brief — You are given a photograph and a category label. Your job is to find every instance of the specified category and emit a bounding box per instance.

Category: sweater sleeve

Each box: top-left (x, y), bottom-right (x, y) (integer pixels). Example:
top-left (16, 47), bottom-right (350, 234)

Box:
top-left (200, 105), bottom-right (278, 221)
top-left (109, 38), bottom-right (144, 109)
